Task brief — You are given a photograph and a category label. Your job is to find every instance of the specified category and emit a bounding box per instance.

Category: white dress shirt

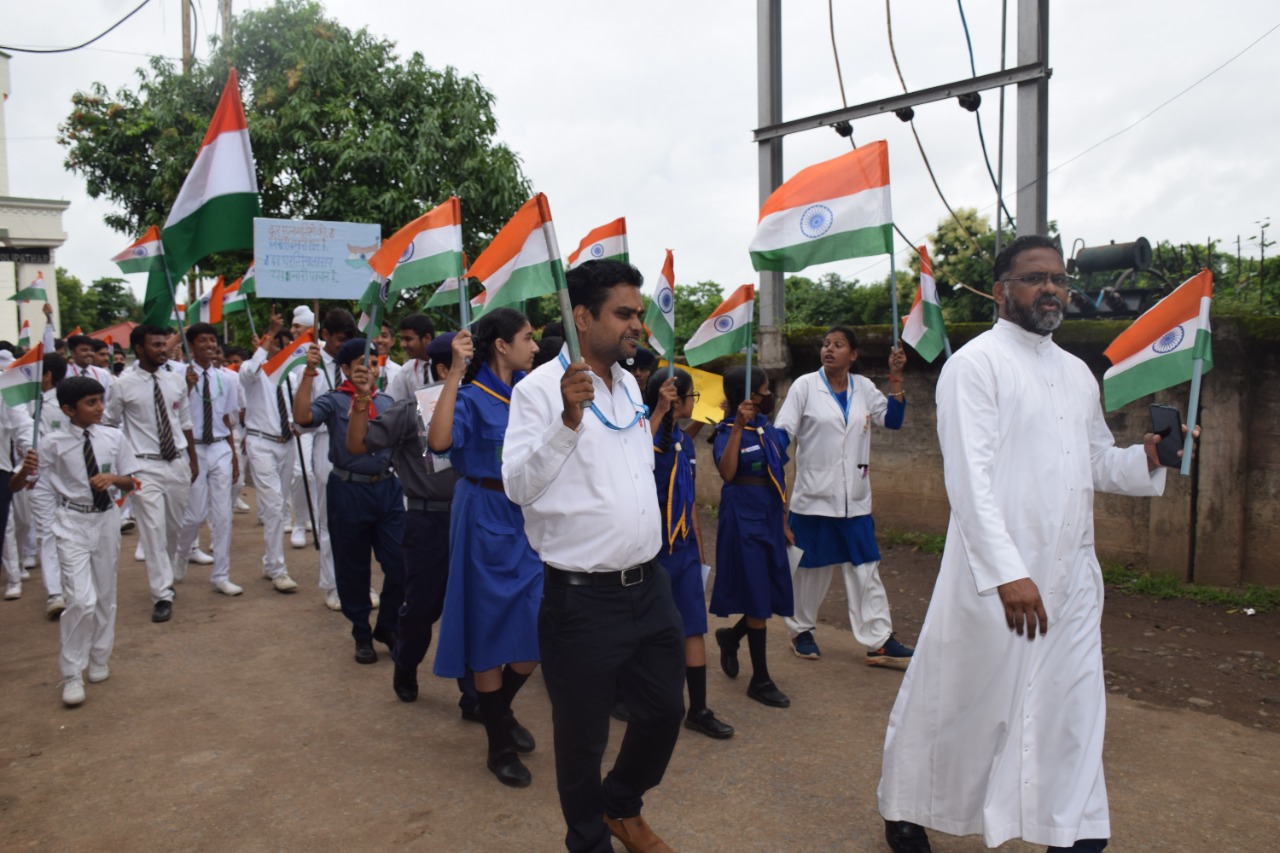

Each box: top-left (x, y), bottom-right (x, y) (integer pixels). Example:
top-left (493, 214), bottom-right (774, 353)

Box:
top-left (503, 350), bottom-right (661, 573)
top-left (103, 363), bottom-right (193, 455)
top-left (386, 357), bottom-right (429, 402)
top-left (186, 361), bottom-right (238, 442)
top-left (239, 347), bottom-right (296, 436)
top-left (67, 362), bottom-right (114, 398)
top-left (39, 421), bottom-right (139, 505)
top-left (0, 397), bottom-right (34, 474)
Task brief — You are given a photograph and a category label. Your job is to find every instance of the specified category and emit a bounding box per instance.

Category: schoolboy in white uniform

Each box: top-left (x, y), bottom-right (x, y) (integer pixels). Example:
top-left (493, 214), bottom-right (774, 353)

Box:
top-left (104, 325), bottom-right (196, 623)
top-left (173, 323), bottom-right (243, 596)
top-left (65, 333), bottom-right (114, 399)
top-left (31, 354), bottom-right (70, 617)
top-left (12, 375), bottom-right (139, 707)
top-left (384, 313), bottom-right (436, 402)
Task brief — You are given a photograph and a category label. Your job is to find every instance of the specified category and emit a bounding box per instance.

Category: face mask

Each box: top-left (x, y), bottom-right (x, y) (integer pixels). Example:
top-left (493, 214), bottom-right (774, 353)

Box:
top-left (756, 393), bottom-right (775, 417)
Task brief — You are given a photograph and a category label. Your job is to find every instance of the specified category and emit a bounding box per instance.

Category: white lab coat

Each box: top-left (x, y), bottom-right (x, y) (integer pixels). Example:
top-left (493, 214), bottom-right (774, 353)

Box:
top-left (878, 320), bottom-right (1166, 848)
top-left (773, 371), bottom-right (891, 518)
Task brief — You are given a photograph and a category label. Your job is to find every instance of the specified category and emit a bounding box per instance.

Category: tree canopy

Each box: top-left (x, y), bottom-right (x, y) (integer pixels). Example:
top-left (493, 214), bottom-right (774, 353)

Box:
top-left (54, 268), bottom-right (140, 334)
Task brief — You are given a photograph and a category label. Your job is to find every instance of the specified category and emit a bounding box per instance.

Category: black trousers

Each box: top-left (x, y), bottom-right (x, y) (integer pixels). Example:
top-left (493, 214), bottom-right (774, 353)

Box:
top-left (394, 504), bottom-right (477, 712)
top-left (326, 475), bottom-right (404, 642)
top-left (0, 476), bottom-right (11, 575)
top-left (539, 562), bottom-right (686, 853)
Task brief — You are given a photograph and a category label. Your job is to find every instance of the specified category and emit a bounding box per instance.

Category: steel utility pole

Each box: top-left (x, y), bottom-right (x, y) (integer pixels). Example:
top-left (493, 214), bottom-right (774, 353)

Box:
top-left (754, 0), bottom-right (1051, 344)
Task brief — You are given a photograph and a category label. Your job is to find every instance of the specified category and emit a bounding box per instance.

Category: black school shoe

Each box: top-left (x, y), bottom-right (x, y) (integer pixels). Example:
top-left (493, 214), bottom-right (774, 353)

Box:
top-left (746, 678), bottom-right (790, 708)
top-left (715, 628), bottom-right (740, 679)
top-left (151, 600), bottom-right (172, 623)
top-left (393, 665), bottom-right (418, 702)
top-left (354, 638), bottom-right (378, 664)
top-left (884, 820), bottom-right (932, 853)
top-left (505, 712), bottom-right (536, 754)
top-left (684, 707), bottom-right (735, 739)
top-left (487, 749), bottom-right (532, 788)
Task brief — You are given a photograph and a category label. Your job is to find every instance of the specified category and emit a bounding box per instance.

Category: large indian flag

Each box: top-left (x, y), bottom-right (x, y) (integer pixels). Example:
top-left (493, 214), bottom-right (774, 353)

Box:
top-left (902, 245), bottom-right (947, 362)
top-left (749, 141), bottom-right (893, 272)
top-left (644, 250), bottom-right (676, 357)
top-left (566, 217), bottom-right (628, 269)
top-left (0, 343), bottom-right (44, 406)
top-left (1103, 269), bottom-right (1214, 412)
top-left (468, 194), bottom-right (560, 314)
top-left (265, 329), bottom-right (316, 387)
top-left (162, 68), bottom-right (262, 279)
top-left (685, 284), bottom-right (754, 367)
top-left (369, 197), bottom-right (464, 294)
top-left (111, 225), bottom-right (164, 274)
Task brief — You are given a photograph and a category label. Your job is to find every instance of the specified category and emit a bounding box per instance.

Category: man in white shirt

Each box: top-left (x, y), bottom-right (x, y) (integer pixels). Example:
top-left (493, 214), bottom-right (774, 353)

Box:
top-left (238, 312), bottom-right (300, 593)
top-left (504, 260), bottom-right (684, 853)
top-left (103, 325), bottom-right (197, 623)
top-left (383, 313), bottom-right (436, 402)
top-left (172, 323), bottom-right (242, 596)
top-left (0, 366), bottom-right (34, 601)
top-left (65, 334), bottom-right (114, 399)
top-left (878, 236), bottom-right (1193, 853)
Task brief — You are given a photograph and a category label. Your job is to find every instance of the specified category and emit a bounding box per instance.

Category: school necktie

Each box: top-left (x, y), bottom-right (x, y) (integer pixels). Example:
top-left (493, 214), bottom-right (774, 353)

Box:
top-left (422, 360), bottom-right (429, 386)
top-left (277, 386), bottom-right (290, 440)
top-left (201, 370), bottom-right (214, 444)
top-left (84, 429), bottom-right (112, 512)
top-left (153, 375), bottom-right (179, 461)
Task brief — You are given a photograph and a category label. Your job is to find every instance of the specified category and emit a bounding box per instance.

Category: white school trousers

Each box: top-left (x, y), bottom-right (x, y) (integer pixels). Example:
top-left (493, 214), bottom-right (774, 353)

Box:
top-left (784, 561), bottom-right (894, 650)
top-left (133, 457), bottom-right (191, 603)
top-left (244, 434), bottom-right (294, 579)
top-left (174, 442), bottom-right (233, 585)
top-left (31, 479), bottom-right (61, 597)
top-left (291, 431), bottom-right (314, 528)
top-left (56, 504), bottom-right (122, 678)
top-left (310, 430), bottom-right (335, 592)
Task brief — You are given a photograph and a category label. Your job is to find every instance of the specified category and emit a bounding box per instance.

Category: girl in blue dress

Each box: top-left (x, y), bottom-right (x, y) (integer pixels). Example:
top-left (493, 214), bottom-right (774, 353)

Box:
top-left (645, 369), bottom-right (734, 739)
top-left (709, 365), bottom-right (794, 709)
top-left (428, 307), bottom-right (542, 788)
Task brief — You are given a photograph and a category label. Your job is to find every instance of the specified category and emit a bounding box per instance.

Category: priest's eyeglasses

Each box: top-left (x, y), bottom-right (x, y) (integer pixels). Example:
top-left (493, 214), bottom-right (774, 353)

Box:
top-left (1000, 272), bottom-right (1074, 288)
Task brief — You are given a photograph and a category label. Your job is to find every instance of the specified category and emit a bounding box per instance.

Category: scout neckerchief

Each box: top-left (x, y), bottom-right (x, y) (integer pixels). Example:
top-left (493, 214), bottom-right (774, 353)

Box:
top-left (336, 379), bottom-right (381, 417)
top-left (653, 425), bottom-right (695, 550)
top-left (819, 369), bottom-right (853, 424)
top-left (717, 413), bottom-right (786, 502)
top-left (557, 353), bottom-right (648, 431)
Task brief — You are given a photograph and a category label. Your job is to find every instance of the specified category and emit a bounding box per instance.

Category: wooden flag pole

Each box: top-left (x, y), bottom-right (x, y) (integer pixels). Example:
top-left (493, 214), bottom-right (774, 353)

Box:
top-left (1179, 357), bottom-right (1204, 477)
top-left (888, 243), bottom-right (901, 349)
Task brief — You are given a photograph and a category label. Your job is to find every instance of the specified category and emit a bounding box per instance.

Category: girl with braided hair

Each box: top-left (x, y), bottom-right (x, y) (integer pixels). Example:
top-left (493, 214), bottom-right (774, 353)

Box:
top-left (427, 307), bottom-right (543, 788)
top-left (644, 369), bottom-right (734, 739)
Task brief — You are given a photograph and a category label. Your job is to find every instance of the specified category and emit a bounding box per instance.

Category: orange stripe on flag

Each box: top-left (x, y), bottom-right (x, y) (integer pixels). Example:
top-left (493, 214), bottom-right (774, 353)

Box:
top-left (1103, 269), bottom-right (1213, 365)
top-left (467, 195), bottom-right (549, 282)
top-left (199, 68), bottom-right (249, 149)
top-left (758, 141), bottom-right (890, 221)
top-left (711, 284), bottom-right (755, 316)
top-left (264, 329), bottom-right (315, 375)
top-left (368, 197), bottom-right (462, 279)
top-left (918, 245), bottom-right (933, 279)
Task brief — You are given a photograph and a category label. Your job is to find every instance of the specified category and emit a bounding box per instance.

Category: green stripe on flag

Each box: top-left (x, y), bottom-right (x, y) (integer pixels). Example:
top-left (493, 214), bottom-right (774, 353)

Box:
top-left (390, 252), bottom-right (464, 294)
top-left (480, 261), bottom-right (558, 315)
top-left (684, 324), bottom-right (753, 367)
top-left (749, 223), bottom-right (893, 272)
top-left (1103, 339), bottom-right (1214, 412)
top-left (163, 192), bottom-right (260, 277)
top-left (911, 301), bottom-right (947, 363)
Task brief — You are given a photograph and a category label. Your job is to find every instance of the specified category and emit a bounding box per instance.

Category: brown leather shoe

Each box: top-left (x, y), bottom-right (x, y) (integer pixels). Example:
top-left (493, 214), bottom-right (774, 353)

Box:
top-left (603, 813), bottom-right (675, 853)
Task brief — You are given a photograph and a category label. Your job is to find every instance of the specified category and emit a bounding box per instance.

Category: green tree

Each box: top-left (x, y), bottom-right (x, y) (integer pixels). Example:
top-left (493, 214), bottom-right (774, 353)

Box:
top-left (673, 280), bottom-right (725, 351)
top-left (55, 268), bottom-right (90, 333)
top-left (916, 208), bottom-right (1008, 324)
top-left (60, 0), bottom-right (531, 344)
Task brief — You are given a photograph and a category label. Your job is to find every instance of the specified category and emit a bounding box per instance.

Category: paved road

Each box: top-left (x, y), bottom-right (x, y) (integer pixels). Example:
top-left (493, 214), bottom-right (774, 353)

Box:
top-left (2, 496), bottom-right (1277, 851)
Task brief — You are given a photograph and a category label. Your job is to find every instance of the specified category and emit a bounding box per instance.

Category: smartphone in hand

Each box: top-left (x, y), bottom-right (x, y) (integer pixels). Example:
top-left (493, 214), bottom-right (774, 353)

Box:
top-left (1150, 404), bottom-right (1184, 468)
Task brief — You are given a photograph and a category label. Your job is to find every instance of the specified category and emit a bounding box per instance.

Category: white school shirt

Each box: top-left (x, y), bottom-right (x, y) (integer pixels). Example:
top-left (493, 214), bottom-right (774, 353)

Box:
top-left (0, 397), bottom-right (34, 474)
top-left (103, 363), bottom-right (193, 455)
top-left (238, 347), bottom-right (296, 436)
top-left (186, 362), bottom-right (238, 442)
top-left (773, 370), bottom-right (892, 518)
top-left (379, 357), bottom-right (401, 394)
top-left (67, 362), bottom-right (114, 399)
top-left (503, 349), bottom-right (660, 573)
top-left (878, 320), bottom-right (1166, 847)
top-left (39, 421), bottom-right (140, 505)
top-left (386, 357), bottom-right (429, 402)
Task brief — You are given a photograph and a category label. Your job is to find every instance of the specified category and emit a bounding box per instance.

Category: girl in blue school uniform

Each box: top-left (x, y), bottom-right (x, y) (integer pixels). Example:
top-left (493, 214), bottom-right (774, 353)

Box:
top-left (428, 307), bottom-right (542, 789)
top-left (644, 369), bottom-right (734, 740)
top-left (709, 364), bottom-right (794, 709)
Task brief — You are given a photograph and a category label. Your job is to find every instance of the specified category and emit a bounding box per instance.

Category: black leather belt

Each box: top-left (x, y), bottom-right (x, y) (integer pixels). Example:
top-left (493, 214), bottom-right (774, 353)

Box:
top-left (61, 499), bottom-right (106, 514)
top-left (545, 561), bottom-right (656, 588)
top-left (246, 429), bottom-right (291, 444)
top-left (465, 476), bottom-right (505, 493)
top-left (732, 475), bottom-right (769, 487)
top-left (136, 453), bottom-right (180, 461)
top-left (406, 497), bottom-right (452, 512)
top-left (333, 466), bottom-right (393, 483)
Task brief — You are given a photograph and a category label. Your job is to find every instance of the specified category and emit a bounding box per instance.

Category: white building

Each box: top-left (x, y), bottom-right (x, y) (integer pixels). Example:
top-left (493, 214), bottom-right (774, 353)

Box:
top-left (0, 49), bottom-right (67, 345)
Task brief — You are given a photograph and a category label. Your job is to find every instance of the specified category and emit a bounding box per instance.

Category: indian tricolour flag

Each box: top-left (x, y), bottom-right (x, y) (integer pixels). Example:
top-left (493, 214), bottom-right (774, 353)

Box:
top-left (195, 277), bottom-right (226, 324)
top-left (644, 250), bottom-right (676, 357)
top-left (901, 245), bottom-right (947, 362)
top-left (749, 141), bottom-right (893, 272)
top-left (426, 277), bottom-right (462, 309)
top-left (111, 225), bottom-right (164, 274)
top-left (17, 320), bottom-right (30, 350)
top-left (369, 197), bottom-right (464, 294)
top-left (1103, 269), bottom-right (1214, 412)
top-left (161, 68), bottom-right (262, 279)
top-left (566, 218), bottom-right (628, 270)
top-left (9, 271), bottom-right (48, 303)
top-left (265, 329), bottom-right (316, 387)
top-left (0, 343), bottom-right (44, 406)
top-left (685, 284), bottom-right (755, 367)
top-left (468, 194), bottom-right (560, 314)
top-left (222, 277), bottom-right (248, 313)
top-left (240, 263), bottom-right (256, 297)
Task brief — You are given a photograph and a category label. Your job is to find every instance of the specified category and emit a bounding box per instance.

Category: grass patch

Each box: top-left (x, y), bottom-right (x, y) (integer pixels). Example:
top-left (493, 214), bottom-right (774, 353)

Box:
top-left (881, 529), bottom-right (946, 556)
top-left (1102, 563), bottom-right (1280, 613)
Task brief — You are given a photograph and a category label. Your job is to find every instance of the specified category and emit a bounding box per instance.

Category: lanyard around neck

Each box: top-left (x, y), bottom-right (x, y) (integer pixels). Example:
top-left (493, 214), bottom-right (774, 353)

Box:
top-left (557, 354), bottom-right (648, 431)
top-left (819, 370), bottom-right (852, 424)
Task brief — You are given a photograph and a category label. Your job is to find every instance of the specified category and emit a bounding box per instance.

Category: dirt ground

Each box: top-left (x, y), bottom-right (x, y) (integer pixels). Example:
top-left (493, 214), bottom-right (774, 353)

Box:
top-left (2, 500), bottom-right (1278, 851)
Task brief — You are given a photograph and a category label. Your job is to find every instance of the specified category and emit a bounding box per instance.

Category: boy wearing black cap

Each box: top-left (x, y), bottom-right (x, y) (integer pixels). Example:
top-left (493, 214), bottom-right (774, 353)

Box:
top-left (294, 338), bottom-right (404, 664)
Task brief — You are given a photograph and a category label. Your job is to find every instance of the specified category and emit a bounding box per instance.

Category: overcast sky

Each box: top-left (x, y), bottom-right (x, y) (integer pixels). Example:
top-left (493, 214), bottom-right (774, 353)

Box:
top-left (3, 1), bottom-right (1277, 303)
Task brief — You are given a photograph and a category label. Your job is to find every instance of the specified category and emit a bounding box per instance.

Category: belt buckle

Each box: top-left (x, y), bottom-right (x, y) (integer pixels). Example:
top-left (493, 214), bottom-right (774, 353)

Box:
top-left (620, 566), bottom-right (644, 587)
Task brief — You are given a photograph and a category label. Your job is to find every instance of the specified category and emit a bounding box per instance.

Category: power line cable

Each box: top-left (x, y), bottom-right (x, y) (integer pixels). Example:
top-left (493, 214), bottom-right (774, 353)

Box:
top-left (955, 0), bottom-right (1015, 226)
top-left (0, 0), bottom-right (153, 54)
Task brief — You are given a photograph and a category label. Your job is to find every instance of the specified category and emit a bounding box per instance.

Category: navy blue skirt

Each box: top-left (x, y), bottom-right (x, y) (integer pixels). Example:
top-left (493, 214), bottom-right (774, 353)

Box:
top-left (658, 533), bottom-right (708, 638)
top-left (709, 483), bottom-right (793, 619)
top-left (789, 512), bottom-right (881, 568)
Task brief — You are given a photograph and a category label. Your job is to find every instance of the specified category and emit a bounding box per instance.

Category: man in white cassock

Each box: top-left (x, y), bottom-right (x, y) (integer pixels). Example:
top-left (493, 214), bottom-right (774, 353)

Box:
top-left (878, 236), bottom-right (1196, 853)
